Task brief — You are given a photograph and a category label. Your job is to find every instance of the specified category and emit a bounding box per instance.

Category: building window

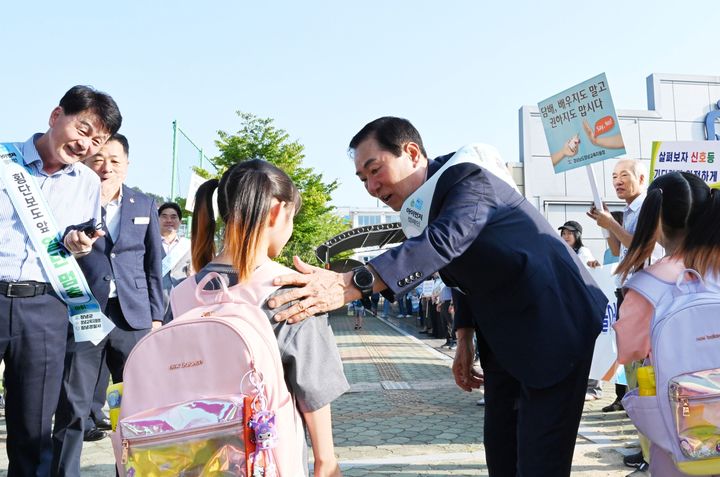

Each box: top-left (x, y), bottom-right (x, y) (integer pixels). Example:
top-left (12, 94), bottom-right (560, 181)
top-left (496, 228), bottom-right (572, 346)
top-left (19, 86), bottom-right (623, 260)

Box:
top-left (357, 215), bottom-right (381, 226)
top-left (385, 214), bottom-right (400, 223)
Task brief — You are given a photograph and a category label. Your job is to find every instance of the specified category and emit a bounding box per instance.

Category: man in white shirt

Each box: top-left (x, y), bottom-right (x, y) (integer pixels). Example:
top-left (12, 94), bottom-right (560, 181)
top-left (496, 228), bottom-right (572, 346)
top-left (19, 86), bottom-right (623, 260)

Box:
top-left (158, 202), bottom-right (191, 321)
top-left (0, 85), bottom-right (120, 476)
top-left (588, 159), bottom-right (663, 266)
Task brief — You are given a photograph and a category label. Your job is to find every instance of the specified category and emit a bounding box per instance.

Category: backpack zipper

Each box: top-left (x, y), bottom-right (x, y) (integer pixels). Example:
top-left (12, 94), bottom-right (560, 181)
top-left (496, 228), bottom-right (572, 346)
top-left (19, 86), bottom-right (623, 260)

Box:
top-left (670, 389), bottom-right (720, 417)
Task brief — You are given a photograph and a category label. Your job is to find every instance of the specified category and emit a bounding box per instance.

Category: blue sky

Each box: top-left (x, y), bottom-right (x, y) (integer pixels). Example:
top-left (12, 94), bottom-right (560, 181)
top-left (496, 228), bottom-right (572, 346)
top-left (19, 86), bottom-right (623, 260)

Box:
top-left (2, 1), bottom-right (716, 207)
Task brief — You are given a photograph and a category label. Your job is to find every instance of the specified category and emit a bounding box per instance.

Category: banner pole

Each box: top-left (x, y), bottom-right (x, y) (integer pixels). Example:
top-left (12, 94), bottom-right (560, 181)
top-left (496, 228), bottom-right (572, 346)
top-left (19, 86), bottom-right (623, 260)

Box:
top-left (586, 164), bottom-right (609, 238)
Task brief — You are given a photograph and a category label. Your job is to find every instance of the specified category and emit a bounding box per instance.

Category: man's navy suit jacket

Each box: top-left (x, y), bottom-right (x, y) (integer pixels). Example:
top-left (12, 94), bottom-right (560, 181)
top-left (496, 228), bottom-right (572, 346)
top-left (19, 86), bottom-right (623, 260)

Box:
top-left (370, 153), bottom-right (608, 388)
top-left (77, 185), bottom-right (164, 330)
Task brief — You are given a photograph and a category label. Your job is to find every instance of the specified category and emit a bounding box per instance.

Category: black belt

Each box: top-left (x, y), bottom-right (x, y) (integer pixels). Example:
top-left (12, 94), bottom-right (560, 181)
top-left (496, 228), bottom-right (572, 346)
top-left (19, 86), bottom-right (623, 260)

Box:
top-left (0, 281), bottom-right (50, 298)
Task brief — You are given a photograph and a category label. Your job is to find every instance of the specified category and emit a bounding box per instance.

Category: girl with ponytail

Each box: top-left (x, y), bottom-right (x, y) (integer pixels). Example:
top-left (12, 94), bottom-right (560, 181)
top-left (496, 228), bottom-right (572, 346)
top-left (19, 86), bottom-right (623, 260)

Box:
top-left (177, 159), bottom-right (348, 477)
top-left (614, 171), bottom-right (720, 476)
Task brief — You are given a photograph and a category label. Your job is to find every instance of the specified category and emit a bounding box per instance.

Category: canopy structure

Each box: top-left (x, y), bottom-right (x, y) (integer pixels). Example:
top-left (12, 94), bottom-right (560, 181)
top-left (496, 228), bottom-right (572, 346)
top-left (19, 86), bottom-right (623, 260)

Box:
top-left (326, 258), bottom-right (365, 274)
top-left (315, 222), bottom-right (406, 267)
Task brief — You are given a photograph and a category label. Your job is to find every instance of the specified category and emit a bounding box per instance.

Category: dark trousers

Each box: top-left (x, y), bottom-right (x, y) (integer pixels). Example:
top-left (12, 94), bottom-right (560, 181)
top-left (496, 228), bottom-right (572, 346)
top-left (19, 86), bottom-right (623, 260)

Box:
top-left (613, 288), bottom-right (627, 399)
top-left (0, 292), bottom-right (68, 477)
top-left (481, 346), bottom-right (593, 476)
top-left (439, 301), bottom-right (454, 340)
top-left (51, 298), bottom-right (148, 477)
top-left (429, 304), bottom-right (442, 338)
top-left (87, 361), bottom-right (110, 429)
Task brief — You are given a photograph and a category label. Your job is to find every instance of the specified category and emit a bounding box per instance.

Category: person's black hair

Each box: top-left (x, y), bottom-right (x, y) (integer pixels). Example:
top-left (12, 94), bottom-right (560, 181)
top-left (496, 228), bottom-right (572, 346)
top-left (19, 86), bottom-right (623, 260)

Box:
top-left (191, 159), bottom-right (302, 281)
top-left (158, 202), bottom-right (182, 220)
top-left (108, 133), bottom-right (129, 156)
top-left (565, 229), bottom-right (584, 253)
top-left (616, 172), bottom-right (717, 280)
top-left (348, 116), bottom-right (428, 158)
top-left (680, 185), bottom-right (720, 277)
top-left (59, 85), bottom-right (122, 135)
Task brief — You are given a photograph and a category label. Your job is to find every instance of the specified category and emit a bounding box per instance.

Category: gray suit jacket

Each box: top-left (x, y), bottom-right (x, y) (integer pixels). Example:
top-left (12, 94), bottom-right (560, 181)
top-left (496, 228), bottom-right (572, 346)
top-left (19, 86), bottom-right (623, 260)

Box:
top-left (77, 185), bottom-right (164, 330)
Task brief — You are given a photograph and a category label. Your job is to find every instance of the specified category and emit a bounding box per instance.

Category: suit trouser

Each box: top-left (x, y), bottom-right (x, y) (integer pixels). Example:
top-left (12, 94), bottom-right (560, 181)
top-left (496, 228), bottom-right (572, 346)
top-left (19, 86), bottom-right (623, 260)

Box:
top-left (87, 361), bottom-right (110, 428)
top-left (430, 305), bottom-right (443, 338)
top-left (51, 299), bottom-right (148, 477)
top-left (0, 292), bottom-right (67, 477)
top-left (439, 301), bottom-right (454, 340)
top-left (481, 346), bottom-right (593, 477)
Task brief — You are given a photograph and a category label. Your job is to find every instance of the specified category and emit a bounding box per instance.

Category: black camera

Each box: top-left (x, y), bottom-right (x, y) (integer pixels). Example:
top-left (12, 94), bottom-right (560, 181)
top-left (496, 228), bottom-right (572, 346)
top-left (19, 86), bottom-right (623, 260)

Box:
top-left (77, 219), bottom-right (104, 239)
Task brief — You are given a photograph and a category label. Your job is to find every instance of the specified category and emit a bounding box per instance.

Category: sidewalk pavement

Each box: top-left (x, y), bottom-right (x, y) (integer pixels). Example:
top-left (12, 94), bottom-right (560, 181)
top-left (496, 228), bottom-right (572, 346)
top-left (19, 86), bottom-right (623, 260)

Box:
top-left (335, 310), bottom-right (642, 476)
top-left (0, 310), bottom-right (643, 476)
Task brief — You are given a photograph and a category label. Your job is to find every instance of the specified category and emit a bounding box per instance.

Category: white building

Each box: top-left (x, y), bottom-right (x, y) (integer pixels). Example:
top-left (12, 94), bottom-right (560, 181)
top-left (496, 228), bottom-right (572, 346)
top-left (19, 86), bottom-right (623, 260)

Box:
top-left (335, 206), bottom-right (400, 228)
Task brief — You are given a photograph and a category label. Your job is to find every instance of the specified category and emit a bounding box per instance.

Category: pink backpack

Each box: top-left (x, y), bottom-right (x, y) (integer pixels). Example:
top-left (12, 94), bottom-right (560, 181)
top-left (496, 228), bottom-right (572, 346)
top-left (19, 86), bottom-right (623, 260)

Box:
top-left (111, 261), bottom-right (306, 477)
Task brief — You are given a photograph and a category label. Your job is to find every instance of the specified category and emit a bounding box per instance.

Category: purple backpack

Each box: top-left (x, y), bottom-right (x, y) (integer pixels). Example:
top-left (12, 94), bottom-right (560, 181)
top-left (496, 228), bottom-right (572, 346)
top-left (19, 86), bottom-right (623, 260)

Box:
top-left (622, 268), bottom-right (720, 475)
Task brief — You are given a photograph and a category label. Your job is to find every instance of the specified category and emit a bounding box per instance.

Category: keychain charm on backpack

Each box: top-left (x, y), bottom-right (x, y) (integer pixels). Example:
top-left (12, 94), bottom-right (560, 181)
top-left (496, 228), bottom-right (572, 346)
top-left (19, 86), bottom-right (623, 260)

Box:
top-left (249, 410), bottom-right (278, 477)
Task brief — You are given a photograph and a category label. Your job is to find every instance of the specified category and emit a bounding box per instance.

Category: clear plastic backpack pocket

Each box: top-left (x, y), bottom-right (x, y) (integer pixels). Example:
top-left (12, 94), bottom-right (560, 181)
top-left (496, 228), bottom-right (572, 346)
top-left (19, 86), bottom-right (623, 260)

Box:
top-left (120, 395), bottom-right (253, 477)
top-left (669, 368), bottom-right (720, 470)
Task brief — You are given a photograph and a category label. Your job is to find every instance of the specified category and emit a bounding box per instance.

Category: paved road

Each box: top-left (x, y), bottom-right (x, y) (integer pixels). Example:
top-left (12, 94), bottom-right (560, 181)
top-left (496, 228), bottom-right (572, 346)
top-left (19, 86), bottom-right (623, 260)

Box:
top-left (0, 310), bottom-right (643, 476)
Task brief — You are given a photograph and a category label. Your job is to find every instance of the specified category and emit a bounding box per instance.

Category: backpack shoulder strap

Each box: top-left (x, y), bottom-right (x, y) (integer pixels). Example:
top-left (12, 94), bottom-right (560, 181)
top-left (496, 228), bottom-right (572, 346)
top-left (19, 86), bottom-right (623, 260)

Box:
top-left (623, 269), bottom-right (674, 308)
top-left (223, 260), bottom-right (294, 306)
top-left (169, 274), bottom-right (203, 318)
top-left (170, 271), bottom-right (233, 318)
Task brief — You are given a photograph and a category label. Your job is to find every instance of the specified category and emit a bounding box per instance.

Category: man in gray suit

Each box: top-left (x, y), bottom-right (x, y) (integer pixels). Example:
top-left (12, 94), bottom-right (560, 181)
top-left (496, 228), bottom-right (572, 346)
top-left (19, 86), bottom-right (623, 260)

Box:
top-left (51, 133), bottom-right (164, 477)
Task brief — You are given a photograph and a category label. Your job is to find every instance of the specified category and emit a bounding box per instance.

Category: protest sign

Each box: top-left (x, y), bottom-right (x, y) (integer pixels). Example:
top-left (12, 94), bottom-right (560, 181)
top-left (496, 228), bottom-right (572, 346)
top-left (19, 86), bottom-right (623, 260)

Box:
top-left (184, 171), bottom-right (207, 212)
top-left (586, 265), bottom-right (619, 382)
top-left (650, 141), bottom-right (720, 188)
top-left (538, 73), bottom-right (625, 174)
top-left (421, 280), bottom-right (434, 298)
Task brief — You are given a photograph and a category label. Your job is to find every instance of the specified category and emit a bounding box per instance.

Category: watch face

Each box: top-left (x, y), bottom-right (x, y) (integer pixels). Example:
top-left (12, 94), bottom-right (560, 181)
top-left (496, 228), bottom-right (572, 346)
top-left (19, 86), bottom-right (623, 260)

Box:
top-left (354, 268), bottom-right (374, 288)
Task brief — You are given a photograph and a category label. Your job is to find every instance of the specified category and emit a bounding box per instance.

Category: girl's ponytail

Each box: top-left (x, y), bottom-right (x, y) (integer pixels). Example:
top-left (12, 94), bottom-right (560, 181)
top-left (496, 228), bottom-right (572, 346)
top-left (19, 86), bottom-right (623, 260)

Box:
top-left (191, 178), bottom-right (220, 272)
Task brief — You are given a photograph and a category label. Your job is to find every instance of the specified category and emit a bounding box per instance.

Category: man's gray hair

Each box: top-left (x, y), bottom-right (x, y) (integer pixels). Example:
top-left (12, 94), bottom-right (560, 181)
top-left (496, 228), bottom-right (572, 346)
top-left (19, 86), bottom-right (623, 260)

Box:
top-left (617, 158), bottom-right (648, 188)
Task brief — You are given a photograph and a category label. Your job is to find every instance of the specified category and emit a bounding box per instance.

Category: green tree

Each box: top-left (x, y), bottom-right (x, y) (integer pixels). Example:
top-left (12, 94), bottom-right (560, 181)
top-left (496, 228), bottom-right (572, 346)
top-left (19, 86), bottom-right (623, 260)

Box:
top-left (200, 112), bottom-right (348, 267)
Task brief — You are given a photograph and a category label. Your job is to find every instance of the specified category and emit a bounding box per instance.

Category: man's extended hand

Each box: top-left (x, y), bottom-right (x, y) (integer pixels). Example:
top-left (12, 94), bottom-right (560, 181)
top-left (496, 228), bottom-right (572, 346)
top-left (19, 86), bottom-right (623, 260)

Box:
top-left (452, 329), bottom-right (484, 392)
top-left (268, 256), bottom-right (350, 323)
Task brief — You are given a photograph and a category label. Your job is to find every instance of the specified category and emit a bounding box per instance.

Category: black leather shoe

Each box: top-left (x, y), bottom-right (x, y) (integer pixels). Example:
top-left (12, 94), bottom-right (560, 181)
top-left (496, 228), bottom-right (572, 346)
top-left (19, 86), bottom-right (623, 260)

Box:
top-left (83, 428), bottom-right (107, 442)
top-left (94, 417), bottom-right (112, 431)
top-left (602, 399), bottom-right (624, 412)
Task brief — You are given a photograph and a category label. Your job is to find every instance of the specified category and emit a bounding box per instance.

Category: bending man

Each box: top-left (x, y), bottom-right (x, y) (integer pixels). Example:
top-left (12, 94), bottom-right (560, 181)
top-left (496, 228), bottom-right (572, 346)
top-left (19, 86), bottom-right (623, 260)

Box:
top-left (270, 116), bottom-right (607, 476)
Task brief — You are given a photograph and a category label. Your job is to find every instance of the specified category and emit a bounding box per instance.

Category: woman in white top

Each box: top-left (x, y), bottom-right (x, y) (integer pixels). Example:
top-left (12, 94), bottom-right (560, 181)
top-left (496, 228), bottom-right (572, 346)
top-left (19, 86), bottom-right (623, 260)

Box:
top-left (558, 220), bottom-right (600, 269)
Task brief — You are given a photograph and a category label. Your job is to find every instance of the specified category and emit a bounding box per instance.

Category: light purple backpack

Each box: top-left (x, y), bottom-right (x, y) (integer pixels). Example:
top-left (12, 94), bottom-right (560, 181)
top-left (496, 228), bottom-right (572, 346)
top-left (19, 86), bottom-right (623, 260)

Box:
top-left (110, 261), bottom-right (306, 477)
top-left (622, 268), bottom-right (720, 475)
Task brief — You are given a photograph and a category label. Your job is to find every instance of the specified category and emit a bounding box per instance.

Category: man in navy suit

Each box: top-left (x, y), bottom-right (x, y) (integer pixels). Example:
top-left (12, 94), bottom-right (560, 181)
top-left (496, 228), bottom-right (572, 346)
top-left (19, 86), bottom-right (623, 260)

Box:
top-left (51, 133), bottom-right (164, 477)
top-left (270, 117), bottom-right (608, 476)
